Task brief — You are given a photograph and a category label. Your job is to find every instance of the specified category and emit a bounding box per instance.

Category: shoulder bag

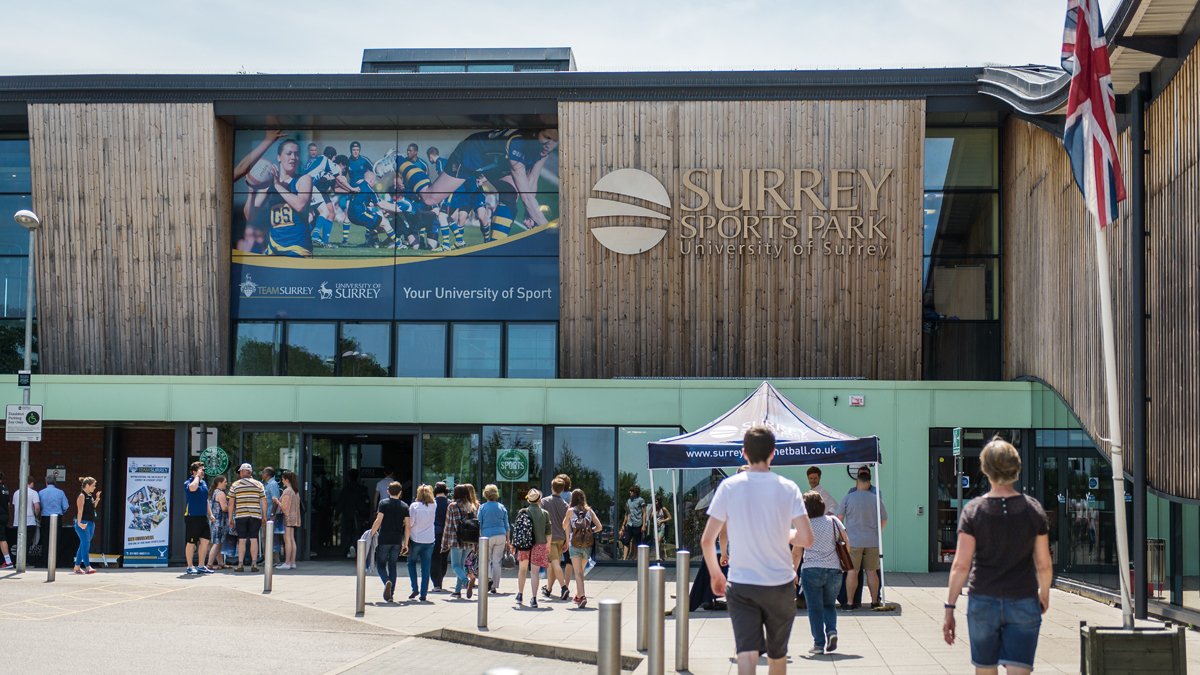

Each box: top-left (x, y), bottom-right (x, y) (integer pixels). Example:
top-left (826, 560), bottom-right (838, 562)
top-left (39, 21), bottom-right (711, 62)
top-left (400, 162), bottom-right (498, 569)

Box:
top-left (832, 518), bottom-right (854, 572)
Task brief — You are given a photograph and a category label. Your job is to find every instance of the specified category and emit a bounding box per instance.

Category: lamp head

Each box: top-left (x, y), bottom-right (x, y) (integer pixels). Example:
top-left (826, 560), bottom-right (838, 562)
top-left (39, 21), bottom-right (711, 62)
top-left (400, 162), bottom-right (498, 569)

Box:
top-left (13, 210), bottom-right (40, 231)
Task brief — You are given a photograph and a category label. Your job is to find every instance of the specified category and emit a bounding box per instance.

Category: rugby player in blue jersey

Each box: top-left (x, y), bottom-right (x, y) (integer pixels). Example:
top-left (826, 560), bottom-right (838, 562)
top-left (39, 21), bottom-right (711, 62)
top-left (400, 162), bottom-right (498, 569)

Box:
top-left (400, 129), bottom-right (558, 239)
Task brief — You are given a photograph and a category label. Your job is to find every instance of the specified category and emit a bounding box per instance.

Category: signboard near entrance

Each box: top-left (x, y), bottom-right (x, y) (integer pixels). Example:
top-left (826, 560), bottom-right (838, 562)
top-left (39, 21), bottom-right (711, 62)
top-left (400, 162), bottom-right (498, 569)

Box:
top-left (952, 427), bottom-right (963, 457)
top-left (496, 448), bottom-right (529, 483)
top-left (123, 457), bottom-right (171, 568)
top-left (6, 404), bottom-right (42, 442)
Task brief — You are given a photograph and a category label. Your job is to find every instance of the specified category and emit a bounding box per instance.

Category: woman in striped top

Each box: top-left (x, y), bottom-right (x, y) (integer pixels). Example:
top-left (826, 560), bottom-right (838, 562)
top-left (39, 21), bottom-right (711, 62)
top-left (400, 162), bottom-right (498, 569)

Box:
top-left (798, 490), bottom-right (848, 656)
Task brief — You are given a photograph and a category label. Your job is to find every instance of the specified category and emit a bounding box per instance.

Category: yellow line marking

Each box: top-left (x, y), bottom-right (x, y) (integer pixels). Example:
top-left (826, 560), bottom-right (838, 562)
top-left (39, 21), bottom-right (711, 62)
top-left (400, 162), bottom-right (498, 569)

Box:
top-left (233, 226), bottom-right (554, 269)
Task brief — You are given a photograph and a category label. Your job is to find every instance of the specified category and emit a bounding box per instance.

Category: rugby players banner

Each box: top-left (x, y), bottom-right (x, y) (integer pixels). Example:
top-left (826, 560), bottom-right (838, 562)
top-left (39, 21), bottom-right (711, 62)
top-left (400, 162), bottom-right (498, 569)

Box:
top-left (231, 128), bottom-right (559, 321)
top-left (123, 457), bottom-right (172, 568)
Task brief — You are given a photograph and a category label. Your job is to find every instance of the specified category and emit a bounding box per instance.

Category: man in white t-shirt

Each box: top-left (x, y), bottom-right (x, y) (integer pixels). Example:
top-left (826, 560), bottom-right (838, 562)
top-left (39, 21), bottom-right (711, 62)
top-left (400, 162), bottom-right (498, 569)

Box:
top-left (701, 425), bottom-right (814, 675)
top-left (806, 466), bottom-right (839, 516)
top-left (11, 477), bottom-right (41, 553)
top-left (373, 469), bottom-right (395, 514)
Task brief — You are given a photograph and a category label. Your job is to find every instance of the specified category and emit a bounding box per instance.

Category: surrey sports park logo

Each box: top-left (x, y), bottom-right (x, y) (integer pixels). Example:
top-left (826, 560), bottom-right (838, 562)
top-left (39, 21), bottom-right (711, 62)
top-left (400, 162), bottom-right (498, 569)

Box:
top-left (586, 168), bottom-right (671, 255)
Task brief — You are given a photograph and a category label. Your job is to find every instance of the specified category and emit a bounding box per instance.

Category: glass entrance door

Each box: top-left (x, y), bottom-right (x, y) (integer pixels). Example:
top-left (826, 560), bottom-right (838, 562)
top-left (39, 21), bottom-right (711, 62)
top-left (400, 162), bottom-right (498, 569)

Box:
top-left (1036, 447), bottom-right (1118, 581)
top-left (305, 433), bottom-right (417, 560)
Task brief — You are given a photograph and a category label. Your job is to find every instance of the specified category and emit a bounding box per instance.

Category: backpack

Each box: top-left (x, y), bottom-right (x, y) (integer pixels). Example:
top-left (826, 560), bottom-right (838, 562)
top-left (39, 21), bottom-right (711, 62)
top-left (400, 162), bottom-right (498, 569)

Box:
top-left (512, 509), bottom-right (534, 551)
top-left (456, 506), bottom-right (480, 544)
top-left (569, 507), bottom-right (594, 548)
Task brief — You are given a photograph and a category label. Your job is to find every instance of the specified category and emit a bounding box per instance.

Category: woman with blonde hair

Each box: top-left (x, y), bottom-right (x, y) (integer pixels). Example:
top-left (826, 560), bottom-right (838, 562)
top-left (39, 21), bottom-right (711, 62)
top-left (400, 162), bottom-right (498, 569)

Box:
top-left (478, 483), bottom-right (510, 595)
top-left (74, 477), bottom-right (101, 575)
top-left (944, 436), bottom-right (1052, 675)
top-left (406, 484), bottom-right (437, 601)
top-left (514, 488), bottom-right (551, 608)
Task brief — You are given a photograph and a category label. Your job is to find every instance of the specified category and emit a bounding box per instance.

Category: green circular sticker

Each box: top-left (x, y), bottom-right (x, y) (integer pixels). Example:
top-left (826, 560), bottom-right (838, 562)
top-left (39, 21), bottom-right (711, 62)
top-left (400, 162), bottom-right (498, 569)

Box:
top-left (496, 448), bottom-right (529, 482)
top-left (24, 411), bottom-right (39, 425)
top-left (200, 446), bottom-right (229, 475)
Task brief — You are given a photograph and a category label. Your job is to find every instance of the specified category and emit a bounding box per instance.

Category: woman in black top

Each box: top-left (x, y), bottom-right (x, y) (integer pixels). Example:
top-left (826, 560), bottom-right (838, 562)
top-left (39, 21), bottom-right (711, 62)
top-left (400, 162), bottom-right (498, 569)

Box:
top-left (943, 437), bottom-right (1052, 675)
top-left (74, 477), bottom-right (101, 575)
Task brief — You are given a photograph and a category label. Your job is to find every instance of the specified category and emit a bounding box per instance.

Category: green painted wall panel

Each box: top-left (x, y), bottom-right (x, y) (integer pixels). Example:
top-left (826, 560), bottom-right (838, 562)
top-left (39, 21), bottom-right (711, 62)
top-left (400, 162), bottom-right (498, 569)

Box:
top-left (14, 375), bottom-right (1068, 573)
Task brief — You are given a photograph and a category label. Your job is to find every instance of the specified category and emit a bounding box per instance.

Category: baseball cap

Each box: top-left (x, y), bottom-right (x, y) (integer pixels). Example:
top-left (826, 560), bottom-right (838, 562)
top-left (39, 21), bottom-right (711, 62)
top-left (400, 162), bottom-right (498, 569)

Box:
top-left (350, 141), bottom-right (361, 149)
top-left (238, 463), bottom-right (253, 472)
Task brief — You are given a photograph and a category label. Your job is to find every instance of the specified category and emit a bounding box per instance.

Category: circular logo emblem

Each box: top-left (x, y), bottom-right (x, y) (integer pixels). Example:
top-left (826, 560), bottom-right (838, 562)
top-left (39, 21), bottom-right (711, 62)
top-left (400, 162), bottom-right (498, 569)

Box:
top-left (496, 448), bottom-right (529, 482)
top-left (587, 168), bottom-right (672, 255)
top-left (24, 410), bottom-right (40, 425)
top-left (200, 446), bottom-right (229, 476)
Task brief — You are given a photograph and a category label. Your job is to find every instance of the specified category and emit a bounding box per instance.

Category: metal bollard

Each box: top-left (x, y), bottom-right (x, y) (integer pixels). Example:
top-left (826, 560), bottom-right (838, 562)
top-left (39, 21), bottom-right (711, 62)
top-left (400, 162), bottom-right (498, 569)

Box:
top-left (675, 550), bottom-right (690, 671)
top-left (483, 669), bottom-right (521, 675)
top-left (597, 599), bottom-right (622, 675)
top-left (636, 544), bottom-right (650, 651)
top-left (46, 514), bottom-right (58, 582)
top-left (355, 538), bottom-right (366, 616)
top-left (478, 536), bottom-right (490, 629)
top-left (264, 520), bottom-right (274, 593)
top-left (647, 565), bottom-right (666, 675)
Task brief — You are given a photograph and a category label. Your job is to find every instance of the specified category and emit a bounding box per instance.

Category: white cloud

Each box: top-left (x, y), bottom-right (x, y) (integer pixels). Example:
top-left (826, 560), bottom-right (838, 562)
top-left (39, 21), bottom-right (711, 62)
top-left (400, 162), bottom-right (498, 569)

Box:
top-left (0, 0), bottom-right (1073, 75)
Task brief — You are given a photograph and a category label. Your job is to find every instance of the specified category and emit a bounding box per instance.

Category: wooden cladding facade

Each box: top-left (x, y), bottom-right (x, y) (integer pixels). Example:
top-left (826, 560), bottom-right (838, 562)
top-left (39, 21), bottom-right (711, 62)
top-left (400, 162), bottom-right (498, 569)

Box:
top-left (28, 103), bottom-right (232, 375)
top-left (558, 100), bottom-right (925, 379)
top-left (1145, 42), bottom-right (1200, 500)
top-left (1002, 118), bottom-right (1135, 469)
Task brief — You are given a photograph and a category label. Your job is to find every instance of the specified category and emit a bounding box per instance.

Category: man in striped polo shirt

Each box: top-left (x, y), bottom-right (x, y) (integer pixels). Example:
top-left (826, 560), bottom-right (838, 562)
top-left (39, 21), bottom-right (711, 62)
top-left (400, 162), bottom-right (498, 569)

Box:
top-left (227, 463), bottom-right (268, 573)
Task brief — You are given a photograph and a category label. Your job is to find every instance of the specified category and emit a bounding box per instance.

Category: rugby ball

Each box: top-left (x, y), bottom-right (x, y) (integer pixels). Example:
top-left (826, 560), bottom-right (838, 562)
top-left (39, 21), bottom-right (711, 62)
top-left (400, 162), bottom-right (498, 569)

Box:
top-left (245, 160), bottom-right (274, 189)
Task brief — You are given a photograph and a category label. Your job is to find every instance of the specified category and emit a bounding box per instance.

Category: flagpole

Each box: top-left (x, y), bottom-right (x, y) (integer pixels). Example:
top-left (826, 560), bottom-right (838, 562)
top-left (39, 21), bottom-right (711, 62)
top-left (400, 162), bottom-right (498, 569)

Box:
top-left (1093, 223), bottom-right (1134, 629)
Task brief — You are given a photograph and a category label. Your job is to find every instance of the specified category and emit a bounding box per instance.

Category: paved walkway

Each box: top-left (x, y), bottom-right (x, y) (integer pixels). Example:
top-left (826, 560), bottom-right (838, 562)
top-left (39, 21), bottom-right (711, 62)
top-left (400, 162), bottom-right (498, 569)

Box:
top-left (3, 562), bottom-right (1197, 674)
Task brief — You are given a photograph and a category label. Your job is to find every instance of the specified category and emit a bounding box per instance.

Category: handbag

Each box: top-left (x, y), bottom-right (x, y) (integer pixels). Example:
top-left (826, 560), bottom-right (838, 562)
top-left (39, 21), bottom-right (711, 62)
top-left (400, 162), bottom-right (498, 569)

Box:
top-left (501, 550), bottom-right (517, 569)
top-left (832, 519), bottom-right (854, 572)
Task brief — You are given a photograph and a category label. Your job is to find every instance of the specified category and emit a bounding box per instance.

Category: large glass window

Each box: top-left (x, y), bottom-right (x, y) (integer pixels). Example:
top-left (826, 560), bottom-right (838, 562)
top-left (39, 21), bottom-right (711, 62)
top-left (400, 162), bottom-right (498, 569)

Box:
top-left (482, 426), bottom-right (543, 524)
top-left (421, 431), bottom-right (480, 489)
top-left (339, 322), bottom-right (391, 377)
top-left (923, 127), bottom-right (1001, 380)
top-left (0, 139), bottom-right (33, 370)
top-left (451, 323), bottom-right (502, 378)
top-left (396, 323), bottom-right (447, 378)
top-left (234, 322), bottom-right (282, 375)
top-left (506, 323), bottom-right (556, 378)
top-left (286, 323), bottom-right (336, 376)
top-left (553, 427), bottom-right (617, 560)
top-left (616, 427), bottom-right (689, 559)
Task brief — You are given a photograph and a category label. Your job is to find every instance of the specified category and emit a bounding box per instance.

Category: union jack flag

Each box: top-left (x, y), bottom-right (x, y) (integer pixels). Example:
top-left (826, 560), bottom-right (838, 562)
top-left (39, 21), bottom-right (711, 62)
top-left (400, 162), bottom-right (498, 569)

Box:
top-left (1062, 0), bottom-right (1126, 228)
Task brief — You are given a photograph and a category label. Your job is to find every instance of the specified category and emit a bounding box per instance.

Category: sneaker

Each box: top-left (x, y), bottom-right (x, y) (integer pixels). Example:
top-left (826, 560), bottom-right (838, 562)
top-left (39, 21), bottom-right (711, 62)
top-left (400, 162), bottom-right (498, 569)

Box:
top-left (85, 568), bottom-right (97, 575)
top-left (449, 592), bottom-right (462, 599)
top-left (577, 596), bottom-right (587, 609)
top-left (419, 595), bottom-right (427, 602)
top-left (540, 584), bottom-right (552, 599)
top-left (808, 645), bottom-right (824, 656)
top-left (384, 580), bottom-right (394, 602)
top-left (515, 593), bottom-right (523, 605)
top-left (530, 597), bottom-right (538, 609)
top-left (408, 591), bottom-right (419, 600)
top-left (467, 580), bottom-right (475, 599)
top-left (824, 632), bottom-right (838, 654)
top-left (197, 566), bottom-right (214, 575)
top-left (870, 601), bottom-right (883, 610)
top-left (561, 585), bottom-right (571, 601)
top-left (186, 566), bottom-right (198, 575)
top-left (0, 561), bottom-right (12, 569)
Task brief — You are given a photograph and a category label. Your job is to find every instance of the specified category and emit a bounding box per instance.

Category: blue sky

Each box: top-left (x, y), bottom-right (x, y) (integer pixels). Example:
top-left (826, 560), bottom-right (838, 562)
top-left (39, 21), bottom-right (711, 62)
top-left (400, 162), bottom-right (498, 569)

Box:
top-left (0, 0), bottom-right (1126, 75)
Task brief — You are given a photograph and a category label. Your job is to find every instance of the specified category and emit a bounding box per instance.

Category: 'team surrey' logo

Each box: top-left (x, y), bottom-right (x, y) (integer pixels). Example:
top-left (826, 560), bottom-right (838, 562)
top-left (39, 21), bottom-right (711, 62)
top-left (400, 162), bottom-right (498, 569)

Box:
top-left (586, 169), bottom-right (671, 255)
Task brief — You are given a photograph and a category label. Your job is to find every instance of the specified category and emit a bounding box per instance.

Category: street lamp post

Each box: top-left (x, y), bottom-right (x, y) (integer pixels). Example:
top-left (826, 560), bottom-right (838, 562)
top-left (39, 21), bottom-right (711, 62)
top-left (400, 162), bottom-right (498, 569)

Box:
top-left (13, 209), bottom-right (39, 573)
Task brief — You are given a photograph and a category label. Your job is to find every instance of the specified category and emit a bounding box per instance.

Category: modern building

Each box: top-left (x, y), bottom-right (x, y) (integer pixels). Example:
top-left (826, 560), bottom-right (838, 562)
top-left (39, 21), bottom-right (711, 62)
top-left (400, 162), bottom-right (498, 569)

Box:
top-left (0, 0), bottom-right (1198, 624)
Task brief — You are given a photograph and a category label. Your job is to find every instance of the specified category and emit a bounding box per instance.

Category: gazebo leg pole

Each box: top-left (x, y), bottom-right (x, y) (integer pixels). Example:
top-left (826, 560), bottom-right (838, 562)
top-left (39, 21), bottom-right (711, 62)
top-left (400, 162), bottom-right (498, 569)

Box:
top-left (648, 469), bottom-right (662, 561)
top-left (875, 461), bottom-right (887, 605)
top-left (672, 470), bottom-right (681, 554)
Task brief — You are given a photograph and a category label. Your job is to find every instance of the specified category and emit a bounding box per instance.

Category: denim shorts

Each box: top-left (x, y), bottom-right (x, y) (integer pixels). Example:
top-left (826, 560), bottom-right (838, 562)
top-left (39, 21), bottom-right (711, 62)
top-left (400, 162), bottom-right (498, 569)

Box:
top-left (966, 593), bottom-right (1042, 669)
